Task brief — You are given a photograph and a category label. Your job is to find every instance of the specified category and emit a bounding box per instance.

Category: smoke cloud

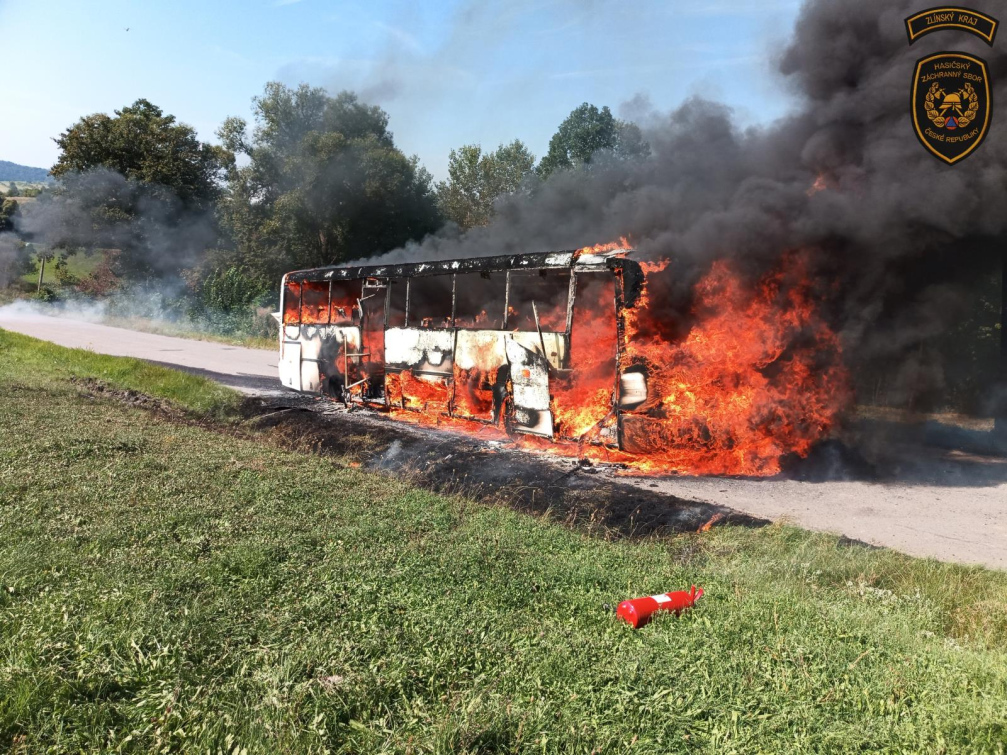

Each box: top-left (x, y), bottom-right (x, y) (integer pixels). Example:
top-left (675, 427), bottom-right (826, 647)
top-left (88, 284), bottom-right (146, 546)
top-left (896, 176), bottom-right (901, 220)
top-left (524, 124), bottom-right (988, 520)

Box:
top-left (369, 0), bottom-right (1006, 413)
top-left (14, 168), bottom-right (221, 279)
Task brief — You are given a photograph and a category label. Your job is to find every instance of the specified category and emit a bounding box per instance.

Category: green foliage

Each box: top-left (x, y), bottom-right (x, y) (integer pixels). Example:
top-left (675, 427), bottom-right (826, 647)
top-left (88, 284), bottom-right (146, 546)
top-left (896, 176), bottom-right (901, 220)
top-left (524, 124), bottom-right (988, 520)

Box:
top-left (182, 266), bottom-right (273, 338)
top-left (49, 99), bottom-right (230, 279)
top-left (0, 198), bottom-right (17, 233)
top-left (0, 239), bottom-right (34, 289)
top-left (538, 102), bottom-right (650, 178)
top-left (436, 140), bottom-right (536, 230)
top-left (200, 267), bottom-right (264, 314)
top-left (31, 284), bottom-right (59, 302)
top-left (52, 255), bottom-right (81, 288)
top-left (218, 83), bottom-right (442, 280)
top-left (51, 99), bottom-right (227, 209)
top-left (4, 182), bottom-right (18, 198)
top-left (73, 250), bottom-right (121, 297)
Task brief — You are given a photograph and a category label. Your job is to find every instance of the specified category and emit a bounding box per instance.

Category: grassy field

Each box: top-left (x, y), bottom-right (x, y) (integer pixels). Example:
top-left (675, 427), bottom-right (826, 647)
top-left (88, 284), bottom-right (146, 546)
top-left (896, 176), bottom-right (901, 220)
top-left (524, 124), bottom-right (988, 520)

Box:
top-left (18, 250), bottom-right (101, 288)
top-left (3, 330), bottom-right (1007, 753)
top-left (0, 182), bottom-right (48, 196)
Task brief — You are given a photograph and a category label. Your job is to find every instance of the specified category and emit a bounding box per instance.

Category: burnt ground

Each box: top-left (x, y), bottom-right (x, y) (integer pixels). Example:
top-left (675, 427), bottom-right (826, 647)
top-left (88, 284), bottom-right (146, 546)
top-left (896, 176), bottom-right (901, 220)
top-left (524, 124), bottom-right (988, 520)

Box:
top-left (73, 376), bottom-right (1007, 566)
top-left (230, 395), bottom-right (1007, 567)
top-left (236, 395), bottom-right (768, 539)
top-left (71, 378), bottom-right (764, 539)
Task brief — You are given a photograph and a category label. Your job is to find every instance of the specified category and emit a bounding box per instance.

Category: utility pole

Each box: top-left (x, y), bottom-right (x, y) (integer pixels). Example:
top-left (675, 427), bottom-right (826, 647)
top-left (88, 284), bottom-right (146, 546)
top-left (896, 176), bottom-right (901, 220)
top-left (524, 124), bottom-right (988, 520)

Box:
top-left (36, 255), bottom-right (45, 293)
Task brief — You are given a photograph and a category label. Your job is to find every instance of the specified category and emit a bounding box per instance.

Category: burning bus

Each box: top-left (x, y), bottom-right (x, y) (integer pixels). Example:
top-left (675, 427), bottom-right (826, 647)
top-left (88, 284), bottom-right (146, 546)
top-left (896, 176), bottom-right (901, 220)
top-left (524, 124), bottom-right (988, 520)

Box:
top-left (278, 244), bottom-right (849, 476)
top-left (279, 246), bottom-right (639, 446)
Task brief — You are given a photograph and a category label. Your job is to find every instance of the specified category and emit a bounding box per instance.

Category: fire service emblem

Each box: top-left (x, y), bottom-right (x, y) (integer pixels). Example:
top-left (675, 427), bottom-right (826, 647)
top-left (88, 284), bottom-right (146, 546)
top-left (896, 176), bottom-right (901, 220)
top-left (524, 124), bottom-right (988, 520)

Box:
top-left (911, 51), bottom-right (991, 164)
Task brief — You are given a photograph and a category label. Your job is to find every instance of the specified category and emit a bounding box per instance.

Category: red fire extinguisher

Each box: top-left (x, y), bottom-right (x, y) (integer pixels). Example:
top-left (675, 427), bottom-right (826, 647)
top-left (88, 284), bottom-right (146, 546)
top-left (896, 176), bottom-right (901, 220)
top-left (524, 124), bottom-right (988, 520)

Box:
top-left (617, 585), bottom-right (703, 628)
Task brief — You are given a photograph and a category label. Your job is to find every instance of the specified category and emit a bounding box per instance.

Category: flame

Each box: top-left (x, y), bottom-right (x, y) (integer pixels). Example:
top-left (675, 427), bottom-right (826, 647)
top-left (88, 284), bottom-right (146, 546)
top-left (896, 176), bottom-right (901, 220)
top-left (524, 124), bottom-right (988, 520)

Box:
top-left (552, 274), bottom-right (618, 440)
top-left (575, 237), bottom-right (632, 255)
top-left (284, 280), bottom-right (363, 325)
top-left (387, 369), bottom-right (451, 413)
top-left (807, 173), bottom-right (829, 197)
top-left (616, 252), bottom-right (850, 475)
top-left (698, 513), bottom-right (724, 532)
top-left (338, 245), bottom-right (849, 478)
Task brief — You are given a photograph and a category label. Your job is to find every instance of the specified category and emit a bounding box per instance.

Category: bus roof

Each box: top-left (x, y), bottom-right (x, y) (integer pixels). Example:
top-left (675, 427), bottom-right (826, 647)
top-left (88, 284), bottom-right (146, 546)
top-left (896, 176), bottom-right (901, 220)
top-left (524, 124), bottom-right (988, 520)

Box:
top-left (284, 248), bottom-right (639, 283)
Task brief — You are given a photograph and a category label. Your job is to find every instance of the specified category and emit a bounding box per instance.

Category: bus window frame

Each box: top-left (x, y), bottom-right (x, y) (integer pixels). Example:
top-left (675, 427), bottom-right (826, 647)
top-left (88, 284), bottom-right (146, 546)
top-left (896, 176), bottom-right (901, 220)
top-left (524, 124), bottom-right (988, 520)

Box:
top-left (298, 279), bottom-right (332, 326)
top-left (283, 277), bottom-right (302, 326)
top-left (503, 268), bottom-right (576, 335)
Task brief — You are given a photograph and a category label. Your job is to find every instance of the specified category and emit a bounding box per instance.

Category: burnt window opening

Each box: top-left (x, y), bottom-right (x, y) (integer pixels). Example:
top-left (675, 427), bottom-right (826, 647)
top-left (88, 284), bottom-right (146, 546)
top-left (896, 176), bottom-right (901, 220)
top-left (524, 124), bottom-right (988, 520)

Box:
top-left (454, 271), bottom-right (507, 330)
top-left (301, 281), bottom-right (330, 324)
top-left (507, 269), bottom-right (572, 333)
top-left (386, 279), bottom-right (407, 329)
top-left (330, 280), bottom-right (363, 325)
top-left (407, 275), bottom-right (454, 329)
top-left (550, 271), bottom-right (619, 440)
top-left (282, 280), bottom-right (301, 325)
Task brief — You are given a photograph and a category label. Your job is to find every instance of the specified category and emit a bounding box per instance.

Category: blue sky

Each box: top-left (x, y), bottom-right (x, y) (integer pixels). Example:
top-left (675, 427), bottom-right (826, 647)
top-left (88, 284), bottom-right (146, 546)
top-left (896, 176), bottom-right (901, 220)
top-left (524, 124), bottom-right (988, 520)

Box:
top-left (0, 0), bottom-right (802, 180)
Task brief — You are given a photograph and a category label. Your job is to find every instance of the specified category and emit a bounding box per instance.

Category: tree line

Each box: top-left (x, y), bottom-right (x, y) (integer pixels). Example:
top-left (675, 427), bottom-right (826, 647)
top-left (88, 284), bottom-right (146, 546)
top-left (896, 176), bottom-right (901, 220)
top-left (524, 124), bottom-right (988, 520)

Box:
top-left (4, 83), bottom-right (648, 302)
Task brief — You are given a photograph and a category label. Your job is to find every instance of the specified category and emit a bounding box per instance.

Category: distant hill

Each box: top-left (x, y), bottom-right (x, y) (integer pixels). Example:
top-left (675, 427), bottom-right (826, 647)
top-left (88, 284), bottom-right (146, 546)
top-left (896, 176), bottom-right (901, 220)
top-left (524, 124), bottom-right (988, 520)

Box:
top-left (0, 160), bottom-right (51, 182)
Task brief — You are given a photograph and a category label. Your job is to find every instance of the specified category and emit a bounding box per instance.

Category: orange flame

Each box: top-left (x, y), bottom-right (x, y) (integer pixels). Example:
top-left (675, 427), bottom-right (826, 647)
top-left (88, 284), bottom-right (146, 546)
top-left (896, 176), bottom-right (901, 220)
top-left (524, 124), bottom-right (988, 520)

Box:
top-left (616, 252), bottom-right (849, 475)
top-left (372, 246), bottom-right (849, 477)
top-left (699, 513), bottom-right (724, 532)
top-left (575, 237), bottom-right (632, 255)
top-left (807, 173), bottom-right (829, 197)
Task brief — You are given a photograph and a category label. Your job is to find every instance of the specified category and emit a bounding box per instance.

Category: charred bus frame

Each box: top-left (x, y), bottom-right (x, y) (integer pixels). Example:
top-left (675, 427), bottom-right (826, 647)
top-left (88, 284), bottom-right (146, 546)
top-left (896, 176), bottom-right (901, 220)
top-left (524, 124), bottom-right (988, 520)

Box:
top-left (278, 248), bottom-right (648, 447)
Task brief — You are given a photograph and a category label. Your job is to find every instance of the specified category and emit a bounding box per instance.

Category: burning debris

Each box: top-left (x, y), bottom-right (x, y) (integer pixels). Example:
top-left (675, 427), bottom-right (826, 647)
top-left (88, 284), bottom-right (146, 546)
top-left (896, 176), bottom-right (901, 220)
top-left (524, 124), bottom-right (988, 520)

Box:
top-left (277, 242), bottom-right (849, 476)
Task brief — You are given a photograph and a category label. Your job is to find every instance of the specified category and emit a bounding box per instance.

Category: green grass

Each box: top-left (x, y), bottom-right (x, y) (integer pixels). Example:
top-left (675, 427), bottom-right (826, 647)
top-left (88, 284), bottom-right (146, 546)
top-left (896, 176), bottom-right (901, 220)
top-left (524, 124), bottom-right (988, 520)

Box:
top-left (3, 331), bottom-right (1007, 752)
top-left (19, 251), bottom-right (101, 287)
top-left (0, 329), bottom-right (241, 416)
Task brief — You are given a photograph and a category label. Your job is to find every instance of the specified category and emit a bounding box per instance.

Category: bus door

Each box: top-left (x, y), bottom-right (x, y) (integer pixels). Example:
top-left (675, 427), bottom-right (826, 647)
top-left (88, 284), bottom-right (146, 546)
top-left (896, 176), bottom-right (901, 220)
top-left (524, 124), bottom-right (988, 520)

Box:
top-left (355, 277), bottom-right (387, 402)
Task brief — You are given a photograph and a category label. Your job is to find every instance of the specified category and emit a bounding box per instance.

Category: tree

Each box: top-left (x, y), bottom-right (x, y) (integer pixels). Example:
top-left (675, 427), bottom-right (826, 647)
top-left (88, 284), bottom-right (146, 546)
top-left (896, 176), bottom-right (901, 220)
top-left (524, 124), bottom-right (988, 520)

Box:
top-left (49, 99), bottom-right (229, 277)
top-left (217, 83), bottom-right (442, 280)
top-left (537, 103), bottom-right (650, 179)
top-left (0, 198), bottom-right (18, 233)
top-left (52, 100), bottom-right (226, 209)
top-left (436, 140), bottom-right (536, 230)
top-left (6, 182), bottom-right (19, 197)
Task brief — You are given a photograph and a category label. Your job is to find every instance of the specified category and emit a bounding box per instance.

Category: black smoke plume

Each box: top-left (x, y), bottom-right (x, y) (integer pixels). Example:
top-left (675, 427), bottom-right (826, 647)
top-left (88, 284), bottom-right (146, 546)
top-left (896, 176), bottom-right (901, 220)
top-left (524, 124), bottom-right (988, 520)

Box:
top-left (371, 0), bottom-right (1006, 416)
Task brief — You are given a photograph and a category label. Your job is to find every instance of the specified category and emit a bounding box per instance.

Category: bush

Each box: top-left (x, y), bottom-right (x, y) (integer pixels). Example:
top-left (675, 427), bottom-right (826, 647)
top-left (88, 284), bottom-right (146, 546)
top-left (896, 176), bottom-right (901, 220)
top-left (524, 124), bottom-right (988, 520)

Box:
top-left (200, 267), bottom-right (264, 313)
top-left (75, 250), bottom-right (121, 297)
top-left (174, 266), bottom-right (273, 338)
top-left (33, 285), bottom-right (59, 303)
top-left (54, 256), bottom-right (81, 288)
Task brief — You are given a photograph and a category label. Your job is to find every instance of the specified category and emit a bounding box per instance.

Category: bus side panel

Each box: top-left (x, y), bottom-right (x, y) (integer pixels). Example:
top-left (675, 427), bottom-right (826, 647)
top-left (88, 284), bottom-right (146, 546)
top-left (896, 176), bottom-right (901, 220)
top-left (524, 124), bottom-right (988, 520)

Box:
top-left (385, 328), bottom-right (455, 376)
top-left (384, 327), bottom-right (454, 412)
top-left (506, 337), bottom-right (553, 438)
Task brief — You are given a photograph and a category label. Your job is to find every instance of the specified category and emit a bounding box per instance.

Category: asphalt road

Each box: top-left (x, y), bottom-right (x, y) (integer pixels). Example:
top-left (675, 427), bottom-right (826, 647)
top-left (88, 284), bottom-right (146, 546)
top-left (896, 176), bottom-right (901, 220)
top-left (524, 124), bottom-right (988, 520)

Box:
top-left (3, 309), bottom-right (1006, 569)
top-left (648, 456), bottom-right (1007, 569)
top-left (0, 308), bottom-right (280, 394)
